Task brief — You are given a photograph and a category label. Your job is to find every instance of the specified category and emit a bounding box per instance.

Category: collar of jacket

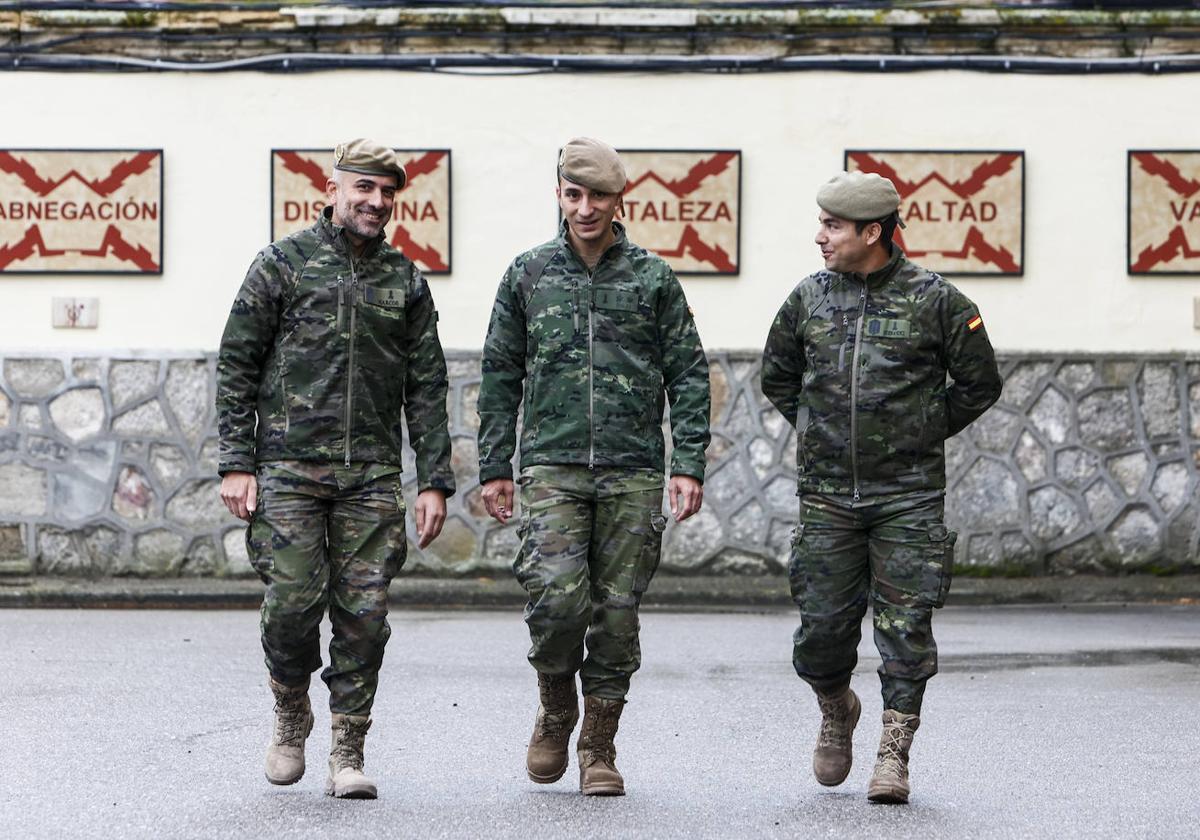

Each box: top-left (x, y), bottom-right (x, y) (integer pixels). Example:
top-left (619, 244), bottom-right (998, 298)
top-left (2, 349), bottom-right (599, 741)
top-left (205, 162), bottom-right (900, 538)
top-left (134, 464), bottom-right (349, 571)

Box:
top-left (317, 205), bottom-right (385, 259)
top-left (845, 245), bottom-right (905, 288)
top-left (557, 217), bottom-right (628, 267)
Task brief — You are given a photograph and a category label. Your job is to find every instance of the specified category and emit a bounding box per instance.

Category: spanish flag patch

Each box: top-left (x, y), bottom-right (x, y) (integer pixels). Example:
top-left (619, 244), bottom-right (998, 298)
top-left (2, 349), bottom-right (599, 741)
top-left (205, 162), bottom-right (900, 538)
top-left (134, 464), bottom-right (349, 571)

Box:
top-left (967, 315), bottom-right (983, 332)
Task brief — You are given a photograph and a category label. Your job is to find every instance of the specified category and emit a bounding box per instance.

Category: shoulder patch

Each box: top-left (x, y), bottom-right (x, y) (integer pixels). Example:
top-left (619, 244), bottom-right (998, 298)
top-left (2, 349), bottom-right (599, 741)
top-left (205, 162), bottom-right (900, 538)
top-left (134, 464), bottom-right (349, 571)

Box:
top-left (967, 315), bottom-right (983, 332)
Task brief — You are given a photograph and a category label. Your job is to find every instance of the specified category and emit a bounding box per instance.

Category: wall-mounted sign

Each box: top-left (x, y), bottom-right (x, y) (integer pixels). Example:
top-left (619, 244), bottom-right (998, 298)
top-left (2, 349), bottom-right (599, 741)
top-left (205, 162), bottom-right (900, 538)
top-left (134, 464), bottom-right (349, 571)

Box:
top-left (271, 149), bottom-right (451, 274)
top-left (0, 149), bottom-right (163, 274)
top-left (845, 150), bottom-right (1024, 276)
top-left (616, 150), bottom-right (741, 275)
top-left (1128, 150), bottom-right (1200, 275)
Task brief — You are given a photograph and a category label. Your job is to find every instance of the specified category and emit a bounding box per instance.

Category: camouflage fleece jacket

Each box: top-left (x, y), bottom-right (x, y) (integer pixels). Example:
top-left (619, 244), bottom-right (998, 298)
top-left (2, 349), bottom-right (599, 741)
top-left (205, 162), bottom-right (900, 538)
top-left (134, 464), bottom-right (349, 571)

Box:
top-left (216, 207), bottom-right (455, 497)
top-left (478, 221), bottom-right (711, 483)
top-left (761, 247), bottom-right (1002, 498)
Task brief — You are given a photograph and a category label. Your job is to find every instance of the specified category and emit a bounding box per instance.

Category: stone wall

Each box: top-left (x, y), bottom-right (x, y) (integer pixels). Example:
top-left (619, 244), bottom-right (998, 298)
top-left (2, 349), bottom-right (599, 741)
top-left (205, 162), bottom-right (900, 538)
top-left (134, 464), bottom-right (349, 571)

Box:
top-left (0, 351), bottom-right (1197, 579)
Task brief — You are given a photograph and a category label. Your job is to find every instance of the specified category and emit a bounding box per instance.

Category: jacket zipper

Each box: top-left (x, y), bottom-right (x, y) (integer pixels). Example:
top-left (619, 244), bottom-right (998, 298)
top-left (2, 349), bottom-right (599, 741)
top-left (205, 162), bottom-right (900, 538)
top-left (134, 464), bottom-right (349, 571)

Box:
top-left (586, 269), bottom-right (596, 469)
top-left (838, 311), bottom-right (849, 371)
top-left (336, 276), bottom-right (345, 331)
top-left (849, 282), bottom-right (868, 502)
top-left (344, 256), bottom-right (358, 467)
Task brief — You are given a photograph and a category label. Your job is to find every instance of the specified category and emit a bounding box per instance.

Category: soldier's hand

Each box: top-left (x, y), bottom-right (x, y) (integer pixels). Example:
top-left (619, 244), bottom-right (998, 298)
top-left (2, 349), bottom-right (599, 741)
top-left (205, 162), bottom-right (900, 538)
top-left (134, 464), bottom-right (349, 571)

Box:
top-left (668, 475), bottom-right (703, 523)
top-left (415, 489), bottom-right (447, 549)
top-left (220, 471), bottom-right (257, 521)
top-left (481, 479), bottom-right (516, 524)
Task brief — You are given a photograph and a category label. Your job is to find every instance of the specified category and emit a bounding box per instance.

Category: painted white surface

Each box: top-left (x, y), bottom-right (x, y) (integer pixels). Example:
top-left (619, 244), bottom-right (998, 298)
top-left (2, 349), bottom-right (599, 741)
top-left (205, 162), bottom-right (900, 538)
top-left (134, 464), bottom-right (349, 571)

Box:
top-left (0, 70), bottom-right (1197, 353)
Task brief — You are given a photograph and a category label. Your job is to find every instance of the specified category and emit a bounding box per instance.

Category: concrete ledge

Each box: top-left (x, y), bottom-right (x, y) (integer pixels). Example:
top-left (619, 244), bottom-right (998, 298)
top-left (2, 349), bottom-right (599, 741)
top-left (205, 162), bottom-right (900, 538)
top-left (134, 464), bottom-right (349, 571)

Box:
top-left (3, 574), bottom-right (1200, 610)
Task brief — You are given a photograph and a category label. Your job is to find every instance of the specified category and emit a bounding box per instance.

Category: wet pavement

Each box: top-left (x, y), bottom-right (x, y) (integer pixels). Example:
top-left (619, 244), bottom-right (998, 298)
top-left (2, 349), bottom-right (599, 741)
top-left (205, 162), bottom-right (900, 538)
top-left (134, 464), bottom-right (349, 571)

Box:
top-left (1, 605), bottom-right (1197, 839)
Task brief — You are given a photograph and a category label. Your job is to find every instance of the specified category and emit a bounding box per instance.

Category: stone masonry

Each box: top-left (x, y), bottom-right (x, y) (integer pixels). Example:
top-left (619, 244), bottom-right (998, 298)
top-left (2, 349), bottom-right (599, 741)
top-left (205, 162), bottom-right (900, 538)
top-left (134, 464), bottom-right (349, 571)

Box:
top-left (0, 352), bottom-right (1197, 579)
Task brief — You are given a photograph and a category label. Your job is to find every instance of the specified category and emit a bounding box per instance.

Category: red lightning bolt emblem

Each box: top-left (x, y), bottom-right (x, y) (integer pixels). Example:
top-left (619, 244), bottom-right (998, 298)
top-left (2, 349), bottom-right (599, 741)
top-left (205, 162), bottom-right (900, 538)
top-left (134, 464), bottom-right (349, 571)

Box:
top-left (1129, 152), bottom-right (1200, 272)
top-left (0, 152), bottom-right (161, 272)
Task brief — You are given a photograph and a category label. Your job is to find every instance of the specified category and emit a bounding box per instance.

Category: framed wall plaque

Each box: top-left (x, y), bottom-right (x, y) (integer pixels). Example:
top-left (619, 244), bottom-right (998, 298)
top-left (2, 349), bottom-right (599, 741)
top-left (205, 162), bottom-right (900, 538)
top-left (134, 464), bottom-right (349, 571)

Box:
top-left (0, 149), bottom-right (163, 274)
top-left (845, 150), bottom-right (1024, 276)
top-left (271, 149), bottom-right (451, 274)
top-left (1128, 150), bottom-right (1200, 274)
top-left (600, 149), bottom-right (741, 275)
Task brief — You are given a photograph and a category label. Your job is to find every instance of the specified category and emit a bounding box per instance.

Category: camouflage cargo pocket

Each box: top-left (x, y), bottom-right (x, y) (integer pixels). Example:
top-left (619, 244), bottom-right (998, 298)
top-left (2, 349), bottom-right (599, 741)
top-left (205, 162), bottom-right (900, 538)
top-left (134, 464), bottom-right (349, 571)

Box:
top-left (921, 522), bottom-right (957, 609)
top-left (385, 483), bottom-right (408, 578)
top-left (633, 512), bottom-right (668, 594)
top-left (786, 523), bottom-right (807, 601)
top-left (511, 506), bottom-right (532, 577)
top-left (245, 515), bottom-right (274, 580)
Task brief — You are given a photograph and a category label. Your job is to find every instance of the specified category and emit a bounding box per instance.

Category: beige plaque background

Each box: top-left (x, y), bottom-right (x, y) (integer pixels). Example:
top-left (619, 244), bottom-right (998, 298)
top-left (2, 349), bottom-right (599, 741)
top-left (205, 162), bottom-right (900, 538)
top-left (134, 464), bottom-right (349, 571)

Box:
top-left (272, 149), bottom-right (451, 273)
top-left (1128, 151), bottom-right (1200, 274)
top-left (618, 150), bottom-right (740, 275)
top-left (0, 150), bottom-right (162, 274)
top-left (846, 150), bottom-right (1024, 275)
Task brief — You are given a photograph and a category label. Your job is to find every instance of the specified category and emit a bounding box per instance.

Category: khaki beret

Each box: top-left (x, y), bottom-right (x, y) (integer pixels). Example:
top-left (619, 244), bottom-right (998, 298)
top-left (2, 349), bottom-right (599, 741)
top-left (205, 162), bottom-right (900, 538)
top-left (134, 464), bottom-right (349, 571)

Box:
top-left (333, 138), bottom-right (407, 189)
top-left (558, 137), bottom-right (627, 194)
top-left (817, 171), bottom-right (902, 222)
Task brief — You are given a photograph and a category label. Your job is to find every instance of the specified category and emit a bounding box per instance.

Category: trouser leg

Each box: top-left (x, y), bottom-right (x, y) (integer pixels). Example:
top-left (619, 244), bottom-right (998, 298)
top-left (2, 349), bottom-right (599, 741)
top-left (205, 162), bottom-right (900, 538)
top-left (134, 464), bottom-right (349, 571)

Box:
top-left (513, 467), bottom-right (594, 678)
top-left (248, 463), bottom-right (332, 687)
top-left (323, 465), bottom-right (407, 716)
top-left (579, 471), bottom-right (665, 701)
top-left (868, 493), bottom-right (953, 715)
top-left (791, 494), bottom-right (870, 694)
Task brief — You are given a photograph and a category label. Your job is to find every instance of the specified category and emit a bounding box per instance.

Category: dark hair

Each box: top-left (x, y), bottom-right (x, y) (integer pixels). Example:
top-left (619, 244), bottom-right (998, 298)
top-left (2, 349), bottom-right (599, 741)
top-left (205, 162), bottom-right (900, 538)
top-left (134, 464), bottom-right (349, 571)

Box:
top-left (855, 213), bottom-right (898, 248)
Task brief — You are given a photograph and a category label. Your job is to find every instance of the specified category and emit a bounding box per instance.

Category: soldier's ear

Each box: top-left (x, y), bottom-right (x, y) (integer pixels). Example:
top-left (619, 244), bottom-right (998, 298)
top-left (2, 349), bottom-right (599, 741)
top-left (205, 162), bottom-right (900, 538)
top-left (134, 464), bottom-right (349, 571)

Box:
top-left (864, 221), bottom-right (883, 247)
top-left (616, 196), bottom-right (625, 219)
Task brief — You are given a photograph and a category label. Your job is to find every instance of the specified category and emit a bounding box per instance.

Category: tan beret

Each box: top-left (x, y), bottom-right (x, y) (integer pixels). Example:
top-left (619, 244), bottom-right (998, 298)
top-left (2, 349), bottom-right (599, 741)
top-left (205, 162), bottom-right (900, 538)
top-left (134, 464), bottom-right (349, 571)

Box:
top-left (558, 137), bottom-right (627, 194)
top-left (333, 138), bottom-right (407, 189)
top-left (817, 171), bottom-right (901, 221)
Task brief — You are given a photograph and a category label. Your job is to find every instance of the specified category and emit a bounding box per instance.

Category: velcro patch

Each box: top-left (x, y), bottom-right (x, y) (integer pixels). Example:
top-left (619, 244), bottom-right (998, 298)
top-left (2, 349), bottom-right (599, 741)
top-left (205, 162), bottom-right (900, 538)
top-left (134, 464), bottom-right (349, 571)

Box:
top-left (593, 287), bottom-right (639, 312)
top-left (864, 317), bottom-right (911, 339)
top-left (967, 315), bottom-right (983, 332)
top-left (362, 285), bottom-right (405, 309)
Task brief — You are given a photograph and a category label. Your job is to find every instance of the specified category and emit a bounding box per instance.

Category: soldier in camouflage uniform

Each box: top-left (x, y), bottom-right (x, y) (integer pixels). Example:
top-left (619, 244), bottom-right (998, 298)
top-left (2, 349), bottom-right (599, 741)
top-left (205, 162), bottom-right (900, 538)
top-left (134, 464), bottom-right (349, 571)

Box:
top-left (477, 137), bottom-right (710, 796)
top-left (761, 171), bottom-right (1002, 804)
top-left (217, 139), bottom-right (455, 800)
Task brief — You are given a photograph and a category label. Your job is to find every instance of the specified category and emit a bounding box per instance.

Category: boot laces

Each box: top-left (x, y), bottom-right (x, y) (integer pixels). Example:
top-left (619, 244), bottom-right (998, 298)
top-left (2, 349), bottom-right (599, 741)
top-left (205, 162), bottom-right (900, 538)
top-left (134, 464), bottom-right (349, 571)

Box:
top-left (332, 721), bottom-right (368, 771)
top-left (539, 706), bottom-right (575, 740)
top-left (875, 725), bottom-right (910, 777)
top-left (817, 694), bottom-right (853, 750)
top-left (273, 699), bottom-right (309, 747)
top-left (579, 707), bottom-right (620, 765)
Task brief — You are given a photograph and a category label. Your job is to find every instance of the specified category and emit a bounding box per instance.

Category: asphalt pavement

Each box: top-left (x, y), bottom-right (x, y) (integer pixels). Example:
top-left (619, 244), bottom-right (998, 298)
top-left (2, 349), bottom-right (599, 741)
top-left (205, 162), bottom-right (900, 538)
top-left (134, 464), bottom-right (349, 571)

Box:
top-left (1, 605), bottom-right (1197, 839)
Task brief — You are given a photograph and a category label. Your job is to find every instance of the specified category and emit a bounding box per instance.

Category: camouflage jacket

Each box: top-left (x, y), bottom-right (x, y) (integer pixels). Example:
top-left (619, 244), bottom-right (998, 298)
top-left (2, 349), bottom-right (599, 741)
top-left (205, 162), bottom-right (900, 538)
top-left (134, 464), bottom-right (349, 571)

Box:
top-left (216, 207), bottom-right (455, 497)
top-left (478, 221), bottom-right (711, 483)
top-left (761, 248), bottom-right (1002, 498)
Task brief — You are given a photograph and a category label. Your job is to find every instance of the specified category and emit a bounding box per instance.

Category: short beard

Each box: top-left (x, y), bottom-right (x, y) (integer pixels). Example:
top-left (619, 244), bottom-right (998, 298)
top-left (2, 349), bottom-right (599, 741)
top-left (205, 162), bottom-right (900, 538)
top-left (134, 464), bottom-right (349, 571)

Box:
top-left (340, 206), bottom-right (384, 242)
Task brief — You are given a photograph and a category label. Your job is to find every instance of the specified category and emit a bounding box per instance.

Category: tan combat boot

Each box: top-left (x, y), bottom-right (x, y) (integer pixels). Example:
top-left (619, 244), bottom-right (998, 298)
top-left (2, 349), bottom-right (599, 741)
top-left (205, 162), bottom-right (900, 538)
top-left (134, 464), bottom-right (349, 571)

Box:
top-left (576, 695), bottom-right (625, 796)
top-left (867, 709), bottom-right (921, 804)
top-left (812, 685), bottom-right (861, 786)
top-left (326, 713), bottom-right (378, 799)
top-left (526, 672), bottom-right (580, 783)
top-left (264, 677), bottom-right (314, 785)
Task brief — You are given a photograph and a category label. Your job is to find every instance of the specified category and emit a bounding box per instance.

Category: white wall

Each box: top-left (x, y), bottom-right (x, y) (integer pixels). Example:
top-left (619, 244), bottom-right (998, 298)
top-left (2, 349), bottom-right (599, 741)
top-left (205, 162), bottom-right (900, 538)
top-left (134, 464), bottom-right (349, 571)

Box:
top-left (1, 69), bottom-right (1197, 353)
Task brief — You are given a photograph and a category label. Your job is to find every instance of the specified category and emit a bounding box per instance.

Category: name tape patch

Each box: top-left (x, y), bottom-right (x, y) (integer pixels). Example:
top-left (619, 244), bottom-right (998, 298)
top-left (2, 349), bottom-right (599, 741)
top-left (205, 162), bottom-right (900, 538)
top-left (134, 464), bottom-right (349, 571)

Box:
top-left (865, 318), bottom-right (912, 339)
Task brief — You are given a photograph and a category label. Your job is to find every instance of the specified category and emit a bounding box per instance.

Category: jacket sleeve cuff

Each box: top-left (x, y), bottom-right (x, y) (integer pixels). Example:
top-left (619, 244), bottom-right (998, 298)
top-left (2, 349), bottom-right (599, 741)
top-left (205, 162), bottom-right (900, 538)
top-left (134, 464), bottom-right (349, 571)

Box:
top-left (669, 458), bottom-right (706, 483)
top-left (479, 462), bottom-right (515, 484)
top-left (218, 457), bottom-right (256, 477)
top-left (418, 477), bottom-right (457, 500)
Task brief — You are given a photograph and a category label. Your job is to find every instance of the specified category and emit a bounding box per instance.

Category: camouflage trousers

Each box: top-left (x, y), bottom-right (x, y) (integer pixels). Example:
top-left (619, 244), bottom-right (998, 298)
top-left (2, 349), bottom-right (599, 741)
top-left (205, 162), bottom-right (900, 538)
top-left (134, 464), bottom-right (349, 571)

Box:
top-left (513, 465), bottom-right (668, 701)
top-left (246, 460), bottom-right (407, 716)
top-left (789, 490), bottom-right (956, 715)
